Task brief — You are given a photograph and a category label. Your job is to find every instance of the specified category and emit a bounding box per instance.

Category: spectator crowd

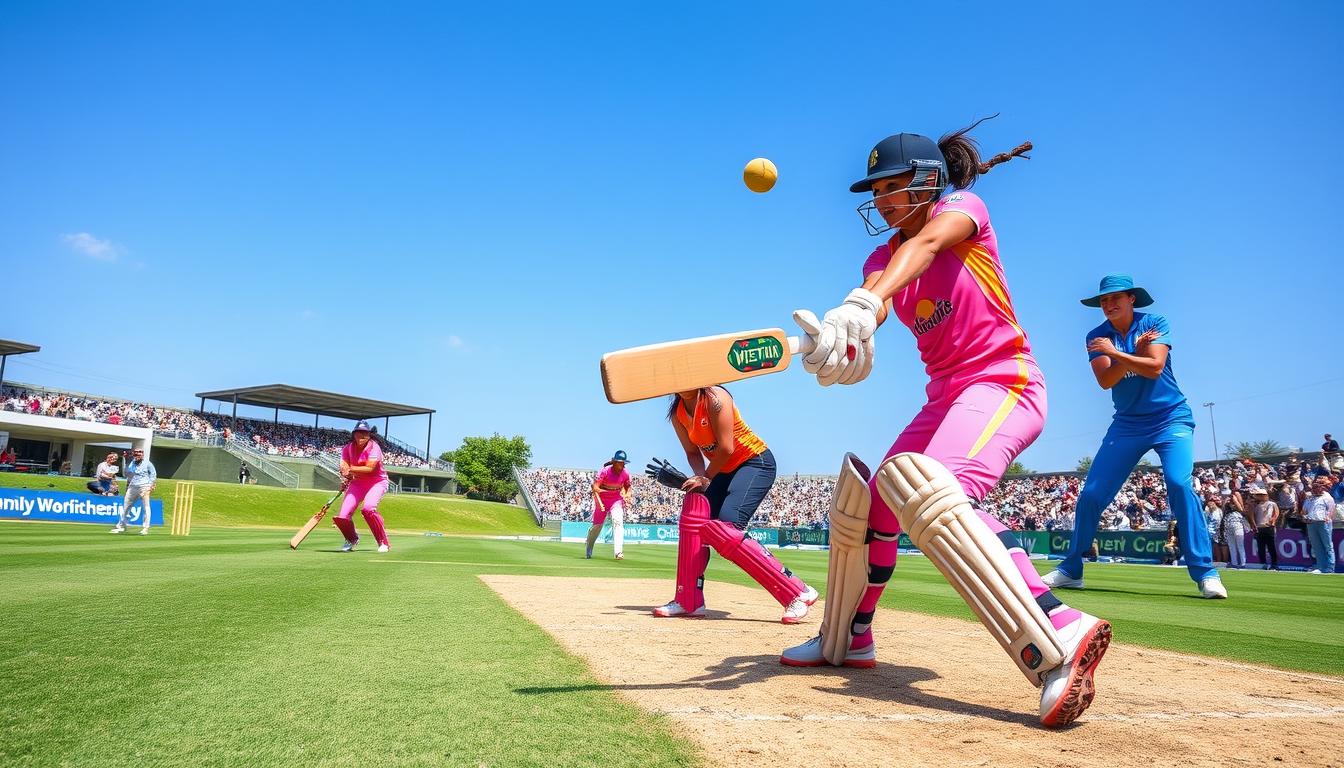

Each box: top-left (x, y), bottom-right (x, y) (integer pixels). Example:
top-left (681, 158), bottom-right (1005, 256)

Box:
top-left (2, 384), bottom-right (440, 470)
top-left (522, 450), bottom-right (1344, 535)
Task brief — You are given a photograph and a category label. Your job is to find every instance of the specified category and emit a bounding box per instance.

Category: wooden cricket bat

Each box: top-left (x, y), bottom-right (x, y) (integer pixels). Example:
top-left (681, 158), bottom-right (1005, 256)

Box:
top-left (289, 488), bottom-right (346, 549)
top-left (601, 328), bottom-right (802, 404)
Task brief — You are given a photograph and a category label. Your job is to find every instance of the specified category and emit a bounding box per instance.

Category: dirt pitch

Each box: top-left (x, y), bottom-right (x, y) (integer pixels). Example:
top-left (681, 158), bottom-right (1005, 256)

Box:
top-left (483, 575), bottom-right (1342, 768)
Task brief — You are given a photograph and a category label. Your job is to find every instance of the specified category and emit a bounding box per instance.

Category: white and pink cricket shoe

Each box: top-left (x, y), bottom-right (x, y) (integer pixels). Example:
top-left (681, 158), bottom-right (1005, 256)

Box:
top-left (652, 600), bottom-right (705, 618)
top-left (1039, 612), bottom-right (1111, 728)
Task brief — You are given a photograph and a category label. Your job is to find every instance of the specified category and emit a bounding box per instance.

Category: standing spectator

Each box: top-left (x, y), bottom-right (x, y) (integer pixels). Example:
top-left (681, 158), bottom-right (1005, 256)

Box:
top-left (0, 445), bottom-right (16, 468)
top-left (1331, 473), bottom-right (1344, 506)
top-left (1161, 520), bottom-right (1181, 565)
top-left (49, 453), bottom-right (61, 473)
top-left (87, 452), bottom-right (120, 496)
top-left (1249, 488), bottom-right (1279, 570)
top-left (1301, 478), bottom-right (1337, 574)
top-left (110, 447), bottom-right (156, 535)
top-left (239, 463), bottom-right (251, 484)
top-left (1221, 490), bottom-right (1249, 569)
top-left (1323, 434), bottom-right (1340, 457)
top-left (1204, 494), bottom-right (1227, 565)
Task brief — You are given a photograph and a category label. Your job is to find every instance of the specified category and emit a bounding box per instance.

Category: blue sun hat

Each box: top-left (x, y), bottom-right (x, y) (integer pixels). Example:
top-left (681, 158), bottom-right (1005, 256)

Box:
top-left (352, 420), bottom-right (373, 434)
top-left (606, 450), bottom-right (629, 466)
top-left (1080, 273), bottom-right (1154, 308)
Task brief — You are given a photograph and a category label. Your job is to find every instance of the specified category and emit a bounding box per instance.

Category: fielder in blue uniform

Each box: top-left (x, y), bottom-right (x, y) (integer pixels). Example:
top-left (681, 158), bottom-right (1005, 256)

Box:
top-left (1043, 274), bottom-right (1226, 599)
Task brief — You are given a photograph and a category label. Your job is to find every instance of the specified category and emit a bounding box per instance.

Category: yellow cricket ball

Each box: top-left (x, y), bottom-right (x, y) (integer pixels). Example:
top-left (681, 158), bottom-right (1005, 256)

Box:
top-left (743, 157), bottom-right (778, 193)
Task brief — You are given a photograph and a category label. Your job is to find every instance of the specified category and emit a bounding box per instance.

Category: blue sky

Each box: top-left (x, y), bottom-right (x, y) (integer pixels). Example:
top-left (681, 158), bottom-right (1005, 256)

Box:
top-left (2, 1), bottom-right (1341, 473)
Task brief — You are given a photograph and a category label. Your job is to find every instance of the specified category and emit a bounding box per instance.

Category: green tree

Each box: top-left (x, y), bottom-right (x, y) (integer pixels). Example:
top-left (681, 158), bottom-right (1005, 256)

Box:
top-left (440, 434), bottom-right (533, 501)
top-left (1251, 439), bottom-right (1285, 457)
top-left (1075, 456), bottom-right (1093, 473)
top-left (1006, 460), bottom-right (1031, 476)
top-left (1224, 439), bottom-right (1285, 460)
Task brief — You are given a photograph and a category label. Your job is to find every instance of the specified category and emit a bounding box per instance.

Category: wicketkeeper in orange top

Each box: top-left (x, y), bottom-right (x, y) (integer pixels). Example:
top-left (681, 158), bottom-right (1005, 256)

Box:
top-left (646, 385), bottom-right (817, 624)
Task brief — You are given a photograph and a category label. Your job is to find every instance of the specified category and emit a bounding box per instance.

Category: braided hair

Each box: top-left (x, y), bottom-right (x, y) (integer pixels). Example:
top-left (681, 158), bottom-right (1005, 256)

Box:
top-left (938, 114), bottom-right (1032, 190)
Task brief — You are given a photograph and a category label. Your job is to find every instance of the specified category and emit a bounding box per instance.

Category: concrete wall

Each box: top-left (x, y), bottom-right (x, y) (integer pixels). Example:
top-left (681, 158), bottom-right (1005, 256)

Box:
top-left (156, 446), bottom-right (287, 487)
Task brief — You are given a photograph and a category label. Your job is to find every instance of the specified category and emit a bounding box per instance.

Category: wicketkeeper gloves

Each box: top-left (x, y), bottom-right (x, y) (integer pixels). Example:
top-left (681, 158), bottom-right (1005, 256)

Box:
top-left (645, 457), bottom-right (689, 490)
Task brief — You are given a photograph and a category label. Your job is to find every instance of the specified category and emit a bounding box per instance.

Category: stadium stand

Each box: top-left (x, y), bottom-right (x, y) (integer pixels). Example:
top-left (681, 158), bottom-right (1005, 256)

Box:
top-left (521, 453), bottom-right (1344, 533)
top-left (2, 383), bottom-right (443, 470)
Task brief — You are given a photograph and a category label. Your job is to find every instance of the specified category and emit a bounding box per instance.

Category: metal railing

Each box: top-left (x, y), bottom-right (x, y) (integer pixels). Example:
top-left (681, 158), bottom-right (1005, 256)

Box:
top-left (512, 466), bottom-right (544, 527)
top-left (381, 433), bottom-right (454, 472)
top-left (224, 436), bottom-right (300, 488)
top-left (153, 430), bottom-right (224, 446)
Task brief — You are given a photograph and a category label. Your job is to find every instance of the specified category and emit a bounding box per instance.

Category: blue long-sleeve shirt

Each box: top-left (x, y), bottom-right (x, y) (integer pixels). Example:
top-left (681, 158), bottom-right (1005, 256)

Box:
top-left (125, 458), bottom-right (157, 487)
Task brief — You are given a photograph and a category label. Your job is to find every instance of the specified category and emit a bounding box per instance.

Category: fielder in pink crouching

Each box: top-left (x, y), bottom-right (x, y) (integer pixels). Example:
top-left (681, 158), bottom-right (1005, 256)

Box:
top-left (781, 122), bottom-right (1110, 728)
top-left (336, 420), bottom-right (391, 553)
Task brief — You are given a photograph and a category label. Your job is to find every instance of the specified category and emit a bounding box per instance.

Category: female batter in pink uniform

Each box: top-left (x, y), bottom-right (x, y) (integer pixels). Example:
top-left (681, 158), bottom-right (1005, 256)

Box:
top-left (336, 420), bottom-right (391, 553)
top-left (586, 450), bottom-right (632, 560)
top-left (779, 122), bottom-right (1111, 728)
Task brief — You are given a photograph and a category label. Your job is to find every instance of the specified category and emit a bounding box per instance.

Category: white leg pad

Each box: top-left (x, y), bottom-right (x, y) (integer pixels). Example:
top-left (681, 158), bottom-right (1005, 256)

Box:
top-left (875, 453), bottom-right (1064, 685)
top-left (819, 453), bottom-right (872, 666)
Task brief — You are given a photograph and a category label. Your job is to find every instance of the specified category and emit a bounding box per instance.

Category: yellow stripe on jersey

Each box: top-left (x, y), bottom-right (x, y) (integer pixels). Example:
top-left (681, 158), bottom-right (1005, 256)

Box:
top-left (951, 242), bottom-right (1031, 459)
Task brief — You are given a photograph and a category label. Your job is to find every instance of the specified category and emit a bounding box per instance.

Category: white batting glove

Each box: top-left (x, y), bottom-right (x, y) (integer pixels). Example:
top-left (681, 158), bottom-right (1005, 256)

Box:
top-left (797, 289), bottom-right (880, 386)
top-left (792, 309), bottom-right (825, 374)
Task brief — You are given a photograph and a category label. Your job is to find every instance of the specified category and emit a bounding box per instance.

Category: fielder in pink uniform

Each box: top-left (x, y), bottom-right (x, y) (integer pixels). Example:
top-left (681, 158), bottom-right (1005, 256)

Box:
top-left (586, 450), bottom-right (632, 560)
top-left (780, 122), bottom-right (1111, 728)
top-left (336, 420), bottom-right (391, 553)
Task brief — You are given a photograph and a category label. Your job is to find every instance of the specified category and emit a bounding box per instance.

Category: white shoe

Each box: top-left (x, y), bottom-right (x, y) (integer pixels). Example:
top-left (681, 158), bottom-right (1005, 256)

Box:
top-left (781, 585), bottom-right (819, 624)
top-left (340, 540), bottom-right (357, 552)
top-left (1199, 576), bottom-right (1228, 599)
top-left (139, 529), bottom-right (149, 536)
top-left (109, 526), bottom-right (125, 534)
top-left (1042, 568), bottom-right (1085, 589)
top-left (1307, 568), bottom-right (1322, 575)
top-left (1039, 612), bottom-right (1111, 728)
top-left (376, 544), bottom-right (389, 553)
top-left (779, 633), bottom-right (877, 669)
top-left (651, 600), bottom-right (705, 618)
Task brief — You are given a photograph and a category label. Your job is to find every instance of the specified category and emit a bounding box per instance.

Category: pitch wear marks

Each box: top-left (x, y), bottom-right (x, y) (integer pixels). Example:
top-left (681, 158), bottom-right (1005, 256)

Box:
top-left (0, 488), bottom-right (163, 525)
top-left (726, 336), bottom-right (784, 372)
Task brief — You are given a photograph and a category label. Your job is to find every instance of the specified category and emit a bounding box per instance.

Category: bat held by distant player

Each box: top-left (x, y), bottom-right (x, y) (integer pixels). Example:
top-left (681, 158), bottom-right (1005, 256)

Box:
top-left (289, 485), bottom-right (348, 550)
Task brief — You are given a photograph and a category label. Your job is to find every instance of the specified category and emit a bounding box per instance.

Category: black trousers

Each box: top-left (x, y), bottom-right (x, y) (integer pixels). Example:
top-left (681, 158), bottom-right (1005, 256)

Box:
top-left (1255, 527), bottom-right (1278, 568)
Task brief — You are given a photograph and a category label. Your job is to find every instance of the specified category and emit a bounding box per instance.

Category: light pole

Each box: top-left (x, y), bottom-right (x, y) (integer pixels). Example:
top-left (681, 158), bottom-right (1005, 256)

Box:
top-left (1202, 402), bottom-right (1218, 462)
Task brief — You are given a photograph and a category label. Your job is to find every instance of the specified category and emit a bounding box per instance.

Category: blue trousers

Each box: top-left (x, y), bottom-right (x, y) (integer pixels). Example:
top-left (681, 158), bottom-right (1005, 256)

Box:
top-left (1062, 418), bottom-right (1216, 583)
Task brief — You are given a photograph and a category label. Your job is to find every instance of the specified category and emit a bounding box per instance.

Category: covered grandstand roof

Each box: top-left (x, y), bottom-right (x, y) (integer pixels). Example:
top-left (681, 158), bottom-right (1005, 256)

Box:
top-left (0, 339), bottom-right (41, 356)
top-left (194, 384), bottom-right (433, 420)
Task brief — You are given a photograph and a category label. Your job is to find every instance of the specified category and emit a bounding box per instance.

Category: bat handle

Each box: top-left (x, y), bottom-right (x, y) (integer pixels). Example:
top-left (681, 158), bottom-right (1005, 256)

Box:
top-left (787, 336), bottom-right (801, 355)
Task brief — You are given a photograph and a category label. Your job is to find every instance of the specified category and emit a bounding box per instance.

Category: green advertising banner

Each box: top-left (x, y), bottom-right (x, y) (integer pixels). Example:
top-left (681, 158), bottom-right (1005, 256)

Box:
top-left (1047, 530), bottom-right (1168, 562)
top-left (778, 527), bottom-right (828, 547)
top-left (747, 528), bottom-right (778, 547)
top-left (898, 530), bottom-right (1047, 555)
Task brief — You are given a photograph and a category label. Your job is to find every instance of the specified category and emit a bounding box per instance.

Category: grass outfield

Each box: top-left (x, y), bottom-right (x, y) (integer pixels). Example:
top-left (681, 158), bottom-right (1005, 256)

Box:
top-left (2, 524), bottom-right (1341, 767)
top-left (0, 473), bottom-right (541, 535)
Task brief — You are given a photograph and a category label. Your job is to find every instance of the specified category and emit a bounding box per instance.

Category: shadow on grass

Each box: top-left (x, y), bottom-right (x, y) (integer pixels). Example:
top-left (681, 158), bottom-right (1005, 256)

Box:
top-left (514, 653), bottom-right (1037, 727)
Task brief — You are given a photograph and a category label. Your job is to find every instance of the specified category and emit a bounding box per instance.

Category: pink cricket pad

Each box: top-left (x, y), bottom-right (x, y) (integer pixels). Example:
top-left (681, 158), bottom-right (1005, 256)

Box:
top-left (701, 519), bottom-right (805, 606)
top-left (673, 493), bottom-right (711, 613)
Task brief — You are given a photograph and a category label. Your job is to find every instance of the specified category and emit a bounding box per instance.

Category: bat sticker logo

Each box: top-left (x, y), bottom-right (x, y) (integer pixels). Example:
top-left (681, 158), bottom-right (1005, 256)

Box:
top-left (726, 335), bottom-right (784, 373)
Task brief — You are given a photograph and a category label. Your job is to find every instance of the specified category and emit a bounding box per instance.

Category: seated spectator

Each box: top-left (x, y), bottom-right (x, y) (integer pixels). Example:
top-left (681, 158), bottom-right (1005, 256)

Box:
top-left (85, 452), bottom-right (120, 496)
